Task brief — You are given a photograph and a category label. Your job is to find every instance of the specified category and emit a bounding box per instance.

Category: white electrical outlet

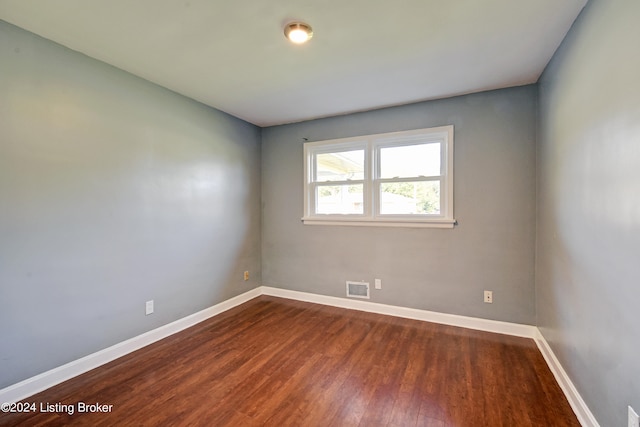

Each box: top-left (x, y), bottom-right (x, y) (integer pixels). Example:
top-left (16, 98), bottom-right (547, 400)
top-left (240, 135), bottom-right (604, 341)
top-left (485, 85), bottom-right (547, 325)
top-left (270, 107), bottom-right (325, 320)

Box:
top-left (629, 406), bottom-right (639, 427)
top-left (145, 300), bottom-right (154, 315)
top-left (484, 290), bottom-right (493, 303)
top-left (374, 279), bottom-right (382, 290)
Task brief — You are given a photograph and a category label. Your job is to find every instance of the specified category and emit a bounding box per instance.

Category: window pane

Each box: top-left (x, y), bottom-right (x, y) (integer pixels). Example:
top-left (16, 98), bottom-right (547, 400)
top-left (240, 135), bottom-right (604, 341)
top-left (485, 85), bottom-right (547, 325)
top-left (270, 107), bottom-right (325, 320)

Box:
top-left (316, 184), bottom-right (363, 214)
top-left (316, 150), bottom-right (364, 181)
top-left (380, 181), bottom-right (440, 215)
top-left (380, 143), bottom-right (440, 179)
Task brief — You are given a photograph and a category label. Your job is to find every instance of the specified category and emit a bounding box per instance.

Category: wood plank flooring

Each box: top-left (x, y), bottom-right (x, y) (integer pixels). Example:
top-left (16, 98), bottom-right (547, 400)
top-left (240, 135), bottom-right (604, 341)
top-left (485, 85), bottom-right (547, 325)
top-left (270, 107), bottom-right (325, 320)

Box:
top-left (0, 296), bottom-right (579, 426)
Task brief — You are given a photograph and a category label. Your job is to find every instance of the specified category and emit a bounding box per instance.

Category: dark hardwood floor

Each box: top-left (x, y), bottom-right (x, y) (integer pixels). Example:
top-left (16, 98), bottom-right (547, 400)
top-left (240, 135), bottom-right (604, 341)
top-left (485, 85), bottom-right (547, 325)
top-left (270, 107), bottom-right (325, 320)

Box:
top-left (0, 296), bottom-right (579, 426)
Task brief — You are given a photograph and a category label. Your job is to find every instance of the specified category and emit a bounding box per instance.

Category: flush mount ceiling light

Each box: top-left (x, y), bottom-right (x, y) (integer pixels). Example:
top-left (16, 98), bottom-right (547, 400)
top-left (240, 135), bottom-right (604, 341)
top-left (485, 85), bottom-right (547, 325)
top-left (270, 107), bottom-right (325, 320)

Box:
top-left (284, 22), bottom-right (313, 44)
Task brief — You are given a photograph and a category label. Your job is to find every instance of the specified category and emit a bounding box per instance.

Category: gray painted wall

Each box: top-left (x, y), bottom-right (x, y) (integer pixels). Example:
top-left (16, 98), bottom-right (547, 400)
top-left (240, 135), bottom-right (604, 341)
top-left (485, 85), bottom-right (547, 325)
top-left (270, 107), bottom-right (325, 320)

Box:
top-left (536, 0), bottom-right (640, 425)
top-left (0, 21), bottom-right (261, 388)
top-left (262, 86), bottom-right (537, 324)
top-left (8, 5), bottom-right (634, 424)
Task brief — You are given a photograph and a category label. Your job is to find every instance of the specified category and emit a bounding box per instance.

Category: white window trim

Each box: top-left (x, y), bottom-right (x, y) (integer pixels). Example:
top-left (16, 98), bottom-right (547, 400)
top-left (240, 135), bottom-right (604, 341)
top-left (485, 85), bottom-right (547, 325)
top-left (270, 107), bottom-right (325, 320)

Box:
top-left (303, 125), bottom-right (455, 228)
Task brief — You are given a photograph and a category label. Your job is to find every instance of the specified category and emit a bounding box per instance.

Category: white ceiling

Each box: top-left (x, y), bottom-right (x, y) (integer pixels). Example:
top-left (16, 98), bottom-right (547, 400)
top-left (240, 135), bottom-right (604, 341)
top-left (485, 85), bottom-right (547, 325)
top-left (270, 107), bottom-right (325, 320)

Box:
top-left (0, 0), bottom-right (587, 127)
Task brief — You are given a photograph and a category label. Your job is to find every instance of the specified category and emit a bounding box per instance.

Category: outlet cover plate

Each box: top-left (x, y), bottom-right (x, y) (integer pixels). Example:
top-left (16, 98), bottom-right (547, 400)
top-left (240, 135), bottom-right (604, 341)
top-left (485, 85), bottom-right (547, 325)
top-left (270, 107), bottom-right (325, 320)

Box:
top-left (484, 290), bottom-right (493, 303)
top-left (145, 300), bottom-right (154, 315)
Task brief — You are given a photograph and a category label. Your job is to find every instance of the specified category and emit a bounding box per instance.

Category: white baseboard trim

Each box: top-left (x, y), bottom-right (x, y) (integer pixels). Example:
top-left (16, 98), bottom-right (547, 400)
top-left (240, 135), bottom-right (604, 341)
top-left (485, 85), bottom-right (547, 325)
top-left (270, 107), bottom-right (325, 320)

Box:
top-left (0, 287), bottom-right (262, 404)
top-left (1, 284), bottom-right (596, 427)
top-left (534, 330), bottom-right (599, 427)
top-left (263, 287), bottom-right (598, 426)
top-left (261, 286), bottom-right (537, 338)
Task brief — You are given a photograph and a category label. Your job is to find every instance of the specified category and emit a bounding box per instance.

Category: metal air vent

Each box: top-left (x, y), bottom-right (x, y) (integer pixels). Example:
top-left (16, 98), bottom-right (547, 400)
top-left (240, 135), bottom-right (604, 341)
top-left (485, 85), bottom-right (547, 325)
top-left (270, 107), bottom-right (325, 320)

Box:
top-left (346, 281), bottom-right (370, 299)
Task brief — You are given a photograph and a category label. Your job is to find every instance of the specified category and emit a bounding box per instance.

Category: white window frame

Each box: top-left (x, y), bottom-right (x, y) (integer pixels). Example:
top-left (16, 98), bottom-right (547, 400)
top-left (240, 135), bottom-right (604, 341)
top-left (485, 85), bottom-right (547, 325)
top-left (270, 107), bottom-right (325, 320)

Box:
top-left (303, 125), bottom-right (455, 228)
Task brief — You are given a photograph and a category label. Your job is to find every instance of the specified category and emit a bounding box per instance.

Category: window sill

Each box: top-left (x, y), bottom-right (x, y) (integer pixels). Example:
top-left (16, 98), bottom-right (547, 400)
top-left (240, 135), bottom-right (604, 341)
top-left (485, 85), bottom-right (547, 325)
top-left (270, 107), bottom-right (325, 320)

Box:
top-left (301, 217), bottom-right (457, 228)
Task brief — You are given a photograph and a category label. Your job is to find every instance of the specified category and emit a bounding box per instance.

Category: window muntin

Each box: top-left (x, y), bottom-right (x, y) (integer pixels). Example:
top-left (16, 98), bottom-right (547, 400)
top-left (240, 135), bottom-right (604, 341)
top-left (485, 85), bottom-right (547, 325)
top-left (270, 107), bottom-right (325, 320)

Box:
top-left (303, 126), bottom-right (454, 227)
top-left (307, 142), bottom-right (368, 218)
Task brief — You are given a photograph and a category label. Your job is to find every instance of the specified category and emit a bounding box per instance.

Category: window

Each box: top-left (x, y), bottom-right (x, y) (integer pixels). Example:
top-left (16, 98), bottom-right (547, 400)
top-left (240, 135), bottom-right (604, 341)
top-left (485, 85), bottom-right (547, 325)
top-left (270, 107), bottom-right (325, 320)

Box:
top-left (303, 125), bottom-right (455, 228)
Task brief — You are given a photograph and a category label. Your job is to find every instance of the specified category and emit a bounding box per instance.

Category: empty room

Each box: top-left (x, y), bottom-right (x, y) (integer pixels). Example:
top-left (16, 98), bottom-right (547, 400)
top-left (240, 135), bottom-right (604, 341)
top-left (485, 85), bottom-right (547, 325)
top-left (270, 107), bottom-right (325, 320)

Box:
top-left (0, 0), bottom-right (638, 426)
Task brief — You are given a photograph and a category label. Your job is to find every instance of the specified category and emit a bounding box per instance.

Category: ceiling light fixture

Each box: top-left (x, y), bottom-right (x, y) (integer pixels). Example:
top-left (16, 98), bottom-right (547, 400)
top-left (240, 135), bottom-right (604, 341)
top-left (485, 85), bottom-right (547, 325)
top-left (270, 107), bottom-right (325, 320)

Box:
top-left (284, 22), bottom-right (313, 44)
